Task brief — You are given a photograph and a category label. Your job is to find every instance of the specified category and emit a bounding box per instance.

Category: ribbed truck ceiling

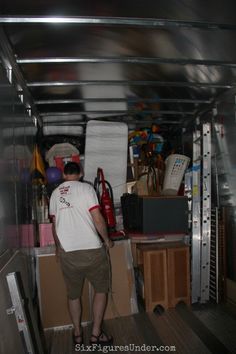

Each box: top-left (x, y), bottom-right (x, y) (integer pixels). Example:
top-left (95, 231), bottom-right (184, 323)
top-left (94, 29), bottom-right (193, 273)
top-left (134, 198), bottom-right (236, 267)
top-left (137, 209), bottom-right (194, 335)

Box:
top-left (1, 0), bottom-right (236, 132)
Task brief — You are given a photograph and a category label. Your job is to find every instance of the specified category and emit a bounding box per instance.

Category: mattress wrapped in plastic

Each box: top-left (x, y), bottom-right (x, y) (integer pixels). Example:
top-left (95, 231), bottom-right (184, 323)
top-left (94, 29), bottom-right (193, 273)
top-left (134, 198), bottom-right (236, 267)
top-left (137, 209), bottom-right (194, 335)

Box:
top-left (84, 121), bottom-right (128, 203)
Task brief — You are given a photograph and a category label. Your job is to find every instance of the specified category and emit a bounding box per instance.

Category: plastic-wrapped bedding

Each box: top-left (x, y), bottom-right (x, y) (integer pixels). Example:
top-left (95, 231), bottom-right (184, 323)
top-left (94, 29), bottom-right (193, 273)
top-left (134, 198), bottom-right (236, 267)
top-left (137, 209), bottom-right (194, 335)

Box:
top-left (84, 121), bottom-right (128, 204)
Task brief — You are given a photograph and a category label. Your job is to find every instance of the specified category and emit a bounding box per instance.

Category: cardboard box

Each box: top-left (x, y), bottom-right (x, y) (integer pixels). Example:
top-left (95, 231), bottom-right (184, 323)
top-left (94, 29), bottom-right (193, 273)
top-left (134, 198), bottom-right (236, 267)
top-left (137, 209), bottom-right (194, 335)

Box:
top-left (36, 240), bottom-right (138, 329)
top-left (104, 240), bottom-right (138, 319)
top-left (36, 250), bottom-right (91, 328)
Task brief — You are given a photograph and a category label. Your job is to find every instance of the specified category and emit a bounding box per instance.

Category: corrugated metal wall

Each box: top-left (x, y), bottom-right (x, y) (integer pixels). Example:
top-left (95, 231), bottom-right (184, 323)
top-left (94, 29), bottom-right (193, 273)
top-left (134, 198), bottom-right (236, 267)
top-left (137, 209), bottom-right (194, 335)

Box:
top-left (0, 64), bottom-right (36, 255)
top-left (212, 91), bottom-right (236, 282)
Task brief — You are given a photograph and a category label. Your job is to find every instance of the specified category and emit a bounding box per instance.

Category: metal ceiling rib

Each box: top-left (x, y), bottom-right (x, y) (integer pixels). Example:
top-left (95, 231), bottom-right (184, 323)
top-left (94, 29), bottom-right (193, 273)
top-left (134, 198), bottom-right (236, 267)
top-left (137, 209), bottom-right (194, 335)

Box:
top-left (41, 110), bottom-right (195, 116)
top-left (0, 16), bottom-right (236, 30)
top-left (17, 56), bottom-right (236, 67)
top-left (1, 13), bottom-right (236, 129)
top-left (27, 80), bottom-right (236, 89)
top-left (41, 119), bottom-right (182, 125)
top-left (35, 98), bottom-right (211, 104)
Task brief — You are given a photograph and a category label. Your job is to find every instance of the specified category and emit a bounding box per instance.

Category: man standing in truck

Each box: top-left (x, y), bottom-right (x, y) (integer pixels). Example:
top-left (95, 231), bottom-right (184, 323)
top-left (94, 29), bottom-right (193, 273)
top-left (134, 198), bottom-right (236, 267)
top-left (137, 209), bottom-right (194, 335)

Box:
top-left (49, 161), bottom-right (114, 346)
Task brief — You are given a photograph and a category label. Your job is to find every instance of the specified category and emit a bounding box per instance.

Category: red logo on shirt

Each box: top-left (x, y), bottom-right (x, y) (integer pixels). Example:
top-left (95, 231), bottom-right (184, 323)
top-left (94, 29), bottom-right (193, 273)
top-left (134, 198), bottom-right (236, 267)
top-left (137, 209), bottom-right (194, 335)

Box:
top-left (59, 185), bottom-right (70, 195)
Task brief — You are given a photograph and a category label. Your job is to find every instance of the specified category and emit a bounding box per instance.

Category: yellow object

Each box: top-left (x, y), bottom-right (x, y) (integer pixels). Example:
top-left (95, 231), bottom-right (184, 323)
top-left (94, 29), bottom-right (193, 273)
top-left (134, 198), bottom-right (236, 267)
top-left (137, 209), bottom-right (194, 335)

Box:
top-left (30, 145), bottom-right (46, 183)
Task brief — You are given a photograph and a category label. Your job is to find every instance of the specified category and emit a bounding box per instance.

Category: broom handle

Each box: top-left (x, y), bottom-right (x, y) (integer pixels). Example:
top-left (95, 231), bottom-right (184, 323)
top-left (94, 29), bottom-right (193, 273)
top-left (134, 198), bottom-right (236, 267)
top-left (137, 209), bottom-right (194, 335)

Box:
top-left (97, 168), bottom-right (107, 191)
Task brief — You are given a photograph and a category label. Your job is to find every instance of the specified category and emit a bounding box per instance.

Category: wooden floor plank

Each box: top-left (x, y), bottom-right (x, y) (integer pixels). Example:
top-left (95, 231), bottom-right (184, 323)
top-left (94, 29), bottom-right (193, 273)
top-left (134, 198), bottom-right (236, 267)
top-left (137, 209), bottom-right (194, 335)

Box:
top-left (148, 310), bottom-right (211, 354)
top-left (193, 306), bottom-right (236, 353)
top-left (104, 315), bottom-right (147, 352)
top-left (44, 329), bottom-right (54, 354)
top-left (176, 304), bottom-right (230, 354)
top-left (133, 312), bottom-right (163, 346)
top-left (50, 329), bottom-right (61, 354)
top-left (46, 306), bottom-right (236, 354)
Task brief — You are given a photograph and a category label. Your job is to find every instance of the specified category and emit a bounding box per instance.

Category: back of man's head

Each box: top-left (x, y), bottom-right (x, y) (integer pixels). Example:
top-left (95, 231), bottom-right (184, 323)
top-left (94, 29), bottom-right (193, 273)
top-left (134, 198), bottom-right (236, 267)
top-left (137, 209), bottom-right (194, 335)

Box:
top-left (63, 162), bottom-right (81, 175)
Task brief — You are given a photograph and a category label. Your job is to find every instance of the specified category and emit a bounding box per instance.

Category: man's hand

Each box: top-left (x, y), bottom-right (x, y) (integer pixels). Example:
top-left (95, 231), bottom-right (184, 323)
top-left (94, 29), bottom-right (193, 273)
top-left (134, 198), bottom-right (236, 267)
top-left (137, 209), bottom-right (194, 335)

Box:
top-left (104, 238), bottom-right (114, 248)
top-left (90, 208), bottom-right (115, 248)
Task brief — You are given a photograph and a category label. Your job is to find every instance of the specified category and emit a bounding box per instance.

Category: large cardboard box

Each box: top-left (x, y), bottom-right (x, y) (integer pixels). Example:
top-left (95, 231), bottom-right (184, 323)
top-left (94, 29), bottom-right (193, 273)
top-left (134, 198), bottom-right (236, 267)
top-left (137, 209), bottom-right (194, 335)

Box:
top-left (36, 240), bottom-right (138, 329)
top-left (104, 240), bottom-right (138, 319)
top-left (36, 250), bottom-right (91, 328)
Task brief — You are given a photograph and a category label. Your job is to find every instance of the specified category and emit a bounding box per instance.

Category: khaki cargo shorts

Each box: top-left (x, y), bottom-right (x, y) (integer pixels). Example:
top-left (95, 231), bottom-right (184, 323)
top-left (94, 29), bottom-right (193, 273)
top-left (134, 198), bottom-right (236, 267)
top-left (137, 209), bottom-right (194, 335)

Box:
top-left (59, 246), bottom-right (110, 299)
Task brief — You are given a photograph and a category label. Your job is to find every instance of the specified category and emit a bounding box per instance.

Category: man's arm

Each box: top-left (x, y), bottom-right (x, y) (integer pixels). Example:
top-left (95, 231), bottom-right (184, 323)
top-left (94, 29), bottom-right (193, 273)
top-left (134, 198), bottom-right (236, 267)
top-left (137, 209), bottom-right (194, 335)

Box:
top-left (51, 216), bottom-right (62, 250)
top-left (90, 208), bottom-right (114, 248)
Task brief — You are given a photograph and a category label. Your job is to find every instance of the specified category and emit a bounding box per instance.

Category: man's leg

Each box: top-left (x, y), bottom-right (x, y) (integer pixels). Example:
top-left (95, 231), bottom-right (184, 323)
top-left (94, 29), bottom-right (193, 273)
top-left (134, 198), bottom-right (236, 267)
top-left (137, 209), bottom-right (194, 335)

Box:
top-left (88, 248), bottom-right (113, 343)
top-left (91, 292), bottom-right (107, 335)
top-left (68, 297), bottom-right (82, 337)
top-left (90, 292), bottom-right (113, 343)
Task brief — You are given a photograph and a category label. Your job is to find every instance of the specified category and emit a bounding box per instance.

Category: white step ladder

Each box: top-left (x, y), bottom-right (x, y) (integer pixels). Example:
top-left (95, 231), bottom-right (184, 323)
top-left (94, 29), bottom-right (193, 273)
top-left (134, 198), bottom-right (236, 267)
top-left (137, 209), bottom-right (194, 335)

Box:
top-left (6, 272), bottom-right (43, 354)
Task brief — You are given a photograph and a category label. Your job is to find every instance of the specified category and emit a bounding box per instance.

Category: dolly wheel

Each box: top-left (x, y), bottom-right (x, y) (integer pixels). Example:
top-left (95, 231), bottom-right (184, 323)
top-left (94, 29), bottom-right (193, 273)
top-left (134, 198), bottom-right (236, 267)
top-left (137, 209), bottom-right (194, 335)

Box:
top-left (153, 304), bottom-right (165, 315)
top-left (175, 300), bottom-right (187, 309)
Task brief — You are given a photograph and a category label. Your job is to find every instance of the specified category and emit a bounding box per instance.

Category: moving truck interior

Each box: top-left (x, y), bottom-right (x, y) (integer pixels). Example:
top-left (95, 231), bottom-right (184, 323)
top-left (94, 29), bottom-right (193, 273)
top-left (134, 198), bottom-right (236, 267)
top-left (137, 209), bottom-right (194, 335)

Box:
top-left (1, 1), bottom-right (236, 353)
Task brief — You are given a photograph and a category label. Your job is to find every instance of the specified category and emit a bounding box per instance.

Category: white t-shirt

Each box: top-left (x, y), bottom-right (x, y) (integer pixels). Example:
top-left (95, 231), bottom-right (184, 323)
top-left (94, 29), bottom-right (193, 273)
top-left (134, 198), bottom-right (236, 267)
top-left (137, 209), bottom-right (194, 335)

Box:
top-left (49, 181), bottom-right (102, 251)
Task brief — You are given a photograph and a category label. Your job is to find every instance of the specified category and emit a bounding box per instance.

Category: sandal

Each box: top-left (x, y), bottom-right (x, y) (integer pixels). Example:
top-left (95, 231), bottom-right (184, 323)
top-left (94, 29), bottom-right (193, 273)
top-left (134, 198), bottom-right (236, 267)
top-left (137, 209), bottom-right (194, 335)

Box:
top-left (73, 333), bottom-right (83, 345)
top-left (90, 330), bottom-right (113, 346)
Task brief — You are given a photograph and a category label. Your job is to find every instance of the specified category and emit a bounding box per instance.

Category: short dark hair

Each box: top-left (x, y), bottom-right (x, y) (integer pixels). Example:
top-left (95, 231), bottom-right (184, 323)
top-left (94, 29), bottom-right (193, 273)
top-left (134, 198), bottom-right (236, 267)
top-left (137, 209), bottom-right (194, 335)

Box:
top-left (63, 162), bottom-right (81, 175)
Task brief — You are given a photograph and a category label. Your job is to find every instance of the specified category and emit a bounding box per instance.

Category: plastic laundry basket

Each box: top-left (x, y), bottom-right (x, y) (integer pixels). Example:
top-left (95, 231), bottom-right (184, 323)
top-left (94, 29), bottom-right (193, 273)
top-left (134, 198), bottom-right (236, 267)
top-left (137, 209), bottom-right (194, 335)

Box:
top-left (162, 154), bottom-right (190, 195)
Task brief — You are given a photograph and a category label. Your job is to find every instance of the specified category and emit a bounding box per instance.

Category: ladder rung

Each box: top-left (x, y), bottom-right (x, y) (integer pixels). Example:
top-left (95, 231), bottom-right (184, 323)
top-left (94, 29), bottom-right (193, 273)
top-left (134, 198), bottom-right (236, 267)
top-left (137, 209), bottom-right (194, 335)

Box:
top-left (193, 136), bottom-right (201, 143)
top-left (193, 157), bottom-right (203, 163)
